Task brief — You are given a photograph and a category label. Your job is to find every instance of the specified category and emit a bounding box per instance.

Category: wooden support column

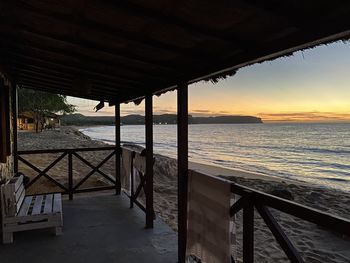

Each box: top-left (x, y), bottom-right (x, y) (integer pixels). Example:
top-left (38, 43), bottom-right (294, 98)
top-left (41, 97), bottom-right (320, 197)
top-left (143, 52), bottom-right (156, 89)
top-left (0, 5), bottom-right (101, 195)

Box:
top-left (115, 103), bottom-right (121, 195)
top-left (68, 151), bottom-right (73, 200)
top-left (145, 94), bottom-right (154, 228)
top-left (12, 83), bottom-right (18, 173)
top-left (177, 82), bottom-right (188, 263)
top-left (243, 195), bottom-right (254, 263)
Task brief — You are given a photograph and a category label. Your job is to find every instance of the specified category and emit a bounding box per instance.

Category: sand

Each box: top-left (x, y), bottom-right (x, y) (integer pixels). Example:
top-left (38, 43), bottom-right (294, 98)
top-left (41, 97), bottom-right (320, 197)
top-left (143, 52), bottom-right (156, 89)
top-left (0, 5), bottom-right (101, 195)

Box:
top-left (17, 127), bottom-right (350, 263)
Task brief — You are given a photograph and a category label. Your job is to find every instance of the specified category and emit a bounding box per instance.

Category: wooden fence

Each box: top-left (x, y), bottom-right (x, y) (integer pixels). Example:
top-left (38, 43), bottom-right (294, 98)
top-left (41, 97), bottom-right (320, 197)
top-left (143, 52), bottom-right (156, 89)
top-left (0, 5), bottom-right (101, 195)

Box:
top-left (224, 175), bottom-right (350, 263)
top-left (120, 147), bottom-right (155, 218)
top-left (17, 146), bottom-right (119, 199)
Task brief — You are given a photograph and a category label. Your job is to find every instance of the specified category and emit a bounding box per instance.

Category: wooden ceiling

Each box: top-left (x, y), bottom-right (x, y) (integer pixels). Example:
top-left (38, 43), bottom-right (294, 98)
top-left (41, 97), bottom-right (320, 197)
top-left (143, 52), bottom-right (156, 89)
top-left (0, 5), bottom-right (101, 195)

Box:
top-left (0, 0), bottom-right (350, 103)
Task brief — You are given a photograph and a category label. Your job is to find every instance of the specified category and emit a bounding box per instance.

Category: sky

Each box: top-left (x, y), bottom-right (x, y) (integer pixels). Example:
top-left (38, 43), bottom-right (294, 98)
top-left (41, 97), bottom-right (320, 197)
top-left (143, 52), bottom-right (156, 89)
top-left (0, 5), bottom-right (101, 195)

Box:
top-left (67, 41), bottom-right (350, 122)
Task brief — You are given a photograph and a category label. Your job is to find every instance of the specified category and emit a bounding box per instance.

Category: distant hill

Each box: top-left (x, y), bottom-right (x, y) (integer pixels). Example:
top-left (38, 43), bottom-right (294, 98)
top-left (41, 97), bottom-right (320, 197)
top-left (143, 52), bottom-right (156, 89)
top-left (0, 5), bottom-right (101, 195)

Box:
top-left (61, 113), bottom-right (263, 126)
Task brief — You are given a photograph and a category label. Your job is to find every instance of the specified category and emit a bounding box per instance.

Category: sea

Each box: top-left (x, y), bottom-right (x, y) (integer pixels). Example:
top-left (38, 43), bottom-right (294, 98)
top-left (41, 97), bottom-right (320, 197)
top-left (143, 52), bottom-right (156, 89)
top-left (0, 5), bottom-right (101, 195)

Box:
top-left (80, 123), bottom-right (350, 192)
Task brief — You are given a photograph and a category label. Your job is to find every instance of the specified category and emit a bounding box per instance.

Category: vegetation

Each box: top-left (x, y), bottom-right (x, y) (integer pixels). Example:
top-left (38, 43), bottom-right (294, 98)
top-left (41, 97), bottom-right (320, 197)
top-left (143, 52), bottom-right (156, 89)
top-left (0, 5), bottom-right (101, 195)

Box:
top-left (61, 113), bottom-right (262, 126)
top-left (18, 88), bottom-right (76, 132)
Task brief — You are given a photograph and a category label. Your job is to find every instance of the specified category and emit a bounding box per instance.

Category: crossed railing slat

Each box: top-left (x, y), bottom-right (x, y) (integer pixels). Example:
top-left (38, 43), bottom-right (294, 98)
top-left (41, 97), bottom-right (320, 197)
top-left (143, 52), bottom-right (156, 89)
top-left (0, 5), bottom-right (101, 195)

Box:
top-left (18, 153), bottom-right (68, 191)
top-left (17, 147), bottom-right (118, 198)
top-left (228, 181), bottom-right (350, 263)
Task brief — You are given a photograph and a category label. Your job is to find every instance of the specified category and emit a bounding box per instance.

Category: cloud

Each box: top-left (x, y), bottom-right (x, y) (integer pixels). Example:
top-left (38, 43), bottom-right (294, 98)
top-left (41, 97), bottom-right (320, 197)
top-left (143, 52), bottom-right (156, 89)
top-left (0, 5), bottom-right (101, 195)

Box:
top-left (191, 109), bottom-right (212, 113)
top-left (259, 111), bottom-right (350, 122)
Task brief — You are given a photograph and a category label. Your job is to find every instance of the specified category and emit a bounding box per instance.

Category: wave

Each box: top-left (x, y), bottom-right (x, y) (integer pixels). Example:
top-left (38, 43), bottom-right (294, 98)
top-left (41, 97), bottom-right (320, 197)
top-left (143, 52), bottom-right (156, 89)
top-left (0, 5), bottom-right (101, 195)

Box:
top-left (80, 123), bottom-right (350, 192)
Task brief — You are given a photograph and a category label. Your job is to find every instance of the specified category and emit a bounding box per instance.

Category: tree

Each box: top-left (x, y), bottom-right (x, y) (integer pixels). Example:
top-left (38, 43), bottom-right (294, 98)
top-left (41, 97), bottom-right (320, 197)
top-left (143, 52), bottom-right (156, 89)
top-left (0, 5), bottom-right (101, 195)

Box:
top-left (18, 88), bottom-right (76, 132)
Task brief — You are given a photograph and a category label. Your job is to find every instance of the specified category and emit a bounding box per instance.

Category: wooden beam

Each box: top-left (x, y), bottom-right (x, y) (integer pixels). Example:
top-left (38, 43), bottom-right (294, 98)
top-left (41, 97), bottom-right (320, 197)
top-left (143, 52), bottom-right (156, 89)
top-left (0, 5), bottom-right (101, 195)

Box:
top-left (18, 83), bottom-right (115, 102)
top-left (93, 0), bottom-right (253, 50)
top-left (5, 48), bottom-right (165, 83)
top-left (5, 3), bottom-right (214, 62)
top-left (12, 83), bottom-right (18, 173)
top-left (115, 103), bottom-right (121, 195)
top-left (243, 196), bottom-right (254, 263)
top-left (17, 78), bottom-right (72, 90)
top-left (8, 53), bottom-right (166, 89)
top-left (2, 38), bottom-right (178, 75)
top-left (17, 73), bottom-right (72, 86)
top-left (145, 94), bottom-right (154, 228)
top-left (16, 69), bottom-right (72, 83)
top-left (17, 73), bottom-right (131, 95)
top-left (11, 62), bottom-right (144, 88)
top-left (177, 82), bottom-right (188, 263)
top-left (256, 204), bottom-right (304, 262)
top-left (17, 77), bottom-right (139, 103)
top-left (0, 79), bottom-right (8, 163)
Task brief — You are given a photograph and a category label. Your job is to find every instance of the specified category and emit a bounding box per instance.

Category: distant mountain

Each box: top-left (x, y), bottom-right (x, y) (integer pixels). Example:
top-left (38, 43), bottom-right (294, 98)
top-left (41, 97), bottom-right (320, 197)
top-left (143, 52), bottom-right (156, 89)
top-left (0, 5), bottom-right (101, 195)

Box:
top-left (61, 113), bottom-right (262, 126)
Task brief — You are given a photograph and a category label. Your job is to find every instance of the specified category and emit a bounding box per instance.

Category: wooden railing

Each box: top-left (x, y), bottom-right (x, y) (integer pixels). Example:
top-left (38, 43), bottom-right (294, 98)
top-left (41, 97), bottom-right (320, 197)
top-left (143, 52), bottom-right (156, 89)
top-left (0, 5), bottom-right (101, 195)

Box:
top-left (17, 146), bottom-right (120, 199)
top-left (226, 176), bottom-right (350, 263)
top-left (120, 147), bottom-right (155, 218)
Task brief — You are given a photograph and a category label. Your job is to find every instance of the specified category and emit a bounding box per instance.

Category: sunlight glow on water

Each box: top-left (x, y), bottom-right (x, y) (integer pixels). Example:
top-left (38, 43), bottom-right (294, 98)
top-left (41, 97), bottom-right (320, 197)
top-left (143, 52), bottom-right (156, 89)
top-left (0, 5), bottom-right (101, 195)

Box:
top-left (80, 123), bottom-right (350, 191)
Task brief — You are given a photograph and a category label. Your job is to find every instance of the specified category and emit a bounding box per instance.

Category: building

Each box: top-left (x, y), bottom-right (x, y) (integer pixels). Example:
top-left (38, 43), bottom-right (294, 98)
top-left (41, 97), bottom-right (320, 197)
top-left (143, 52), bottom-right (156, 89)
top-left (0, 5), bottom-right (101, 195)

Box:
top-left (17, 111), bottom-right (61, 131)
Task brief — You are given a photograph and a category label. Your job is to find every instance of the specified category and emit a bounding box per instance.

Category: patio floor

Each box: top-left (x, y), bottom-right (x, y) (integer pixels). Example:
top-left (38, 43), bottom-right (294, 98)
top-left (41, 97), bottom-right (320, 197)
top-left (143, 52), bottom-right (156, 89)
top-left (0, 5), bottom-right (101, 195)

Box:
top-left (0, 193), bottom-right (177, 263)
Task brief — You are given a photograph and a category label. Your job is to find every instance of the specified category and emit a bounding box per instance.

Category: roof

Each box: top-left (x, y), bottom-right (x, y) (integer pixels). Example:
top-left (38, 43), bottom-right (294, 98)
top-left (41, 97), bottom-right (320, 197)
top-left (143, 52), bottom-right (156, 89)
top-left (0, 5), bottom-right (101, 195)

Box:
top-left (1, 1), bottom-right (350, 103)
top-left (18, 111), bottom-right (59, 119)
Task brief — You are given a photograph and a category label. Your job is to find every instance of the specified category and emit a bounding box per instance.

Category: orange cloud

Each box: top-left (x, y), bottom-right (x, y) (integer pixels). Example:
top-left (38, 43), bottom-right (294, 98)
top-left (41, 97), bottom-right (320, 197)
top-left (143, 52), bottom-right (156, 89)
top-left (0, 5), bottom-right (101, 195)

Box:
top-left (259, 111), bottom-right (350, 122)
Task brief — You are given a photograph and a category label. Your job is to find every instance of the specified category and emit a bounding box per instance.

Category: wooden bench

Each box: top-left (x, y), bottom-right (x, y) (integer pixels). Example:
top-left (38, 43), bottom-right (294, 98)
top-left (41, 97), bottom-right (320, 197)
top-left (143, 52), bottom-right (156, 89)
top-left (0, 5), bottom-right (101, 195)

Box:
top-left (0, 175), bottom-right (63, 244)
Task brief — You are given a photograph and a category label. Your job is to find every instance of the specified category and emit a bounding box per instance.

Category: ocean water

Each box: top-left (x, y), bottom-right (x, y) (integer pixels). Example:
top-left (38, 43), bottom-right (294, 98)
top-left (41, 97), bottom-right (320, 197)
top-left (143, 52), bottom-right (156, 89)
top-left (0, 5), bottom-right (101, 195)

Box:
top-left (80, 123), bottom-right (350, 191)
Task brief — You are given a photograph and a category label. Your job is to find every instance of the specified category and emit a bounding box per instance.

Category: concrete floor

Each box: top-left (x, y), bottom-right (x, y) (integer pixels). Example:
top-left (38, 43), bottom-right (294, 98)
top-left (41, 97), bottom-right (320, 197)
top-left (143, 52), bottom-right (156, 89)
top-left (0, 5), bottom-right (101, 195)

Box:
top-left (0, 194), bottom-right (178, 263)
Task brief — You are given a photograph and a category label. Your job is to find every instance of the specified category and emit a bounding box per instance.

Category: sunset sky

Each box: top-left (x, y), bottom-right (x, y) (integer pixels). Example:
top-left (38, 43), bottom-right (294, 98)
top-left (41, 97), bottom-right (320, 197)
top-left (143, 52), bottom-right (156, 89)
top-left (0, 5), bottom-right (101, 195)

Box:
top-left (68, 41), bottom-right (350, 122)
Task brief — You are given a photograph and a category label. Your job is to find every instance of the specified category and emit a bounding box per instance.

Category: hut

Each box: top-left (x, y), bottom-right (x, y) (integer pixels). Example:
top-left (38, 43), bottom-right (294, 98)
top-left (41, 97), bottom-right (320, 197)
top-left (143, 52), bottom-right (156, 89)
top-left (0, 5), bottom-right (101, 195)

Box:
top-left (17, 111), bottom-right (61, 131)
top-left (0, 1), bottom-right (350, 262)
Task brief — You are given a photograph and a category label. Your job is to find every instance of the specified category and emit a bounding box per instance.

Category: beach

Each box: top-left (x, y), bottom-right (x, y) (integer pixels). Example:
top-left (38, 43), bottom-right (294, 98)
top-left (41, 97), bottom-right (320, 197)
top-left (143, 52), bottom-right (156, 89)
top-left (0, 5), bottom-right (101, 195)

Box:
top-left (18, 127), bottom-right (350, 263)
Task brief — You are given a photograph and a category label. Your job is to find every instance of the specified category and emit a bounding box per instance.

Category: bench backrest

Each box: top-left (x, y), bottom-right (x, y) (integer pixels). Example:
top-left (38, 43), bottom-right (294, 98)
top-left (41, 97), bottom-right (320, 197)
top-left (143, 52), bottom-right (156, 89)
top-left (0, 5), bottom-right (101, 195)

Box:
top-left (0, 175), bottom-right (25, 218)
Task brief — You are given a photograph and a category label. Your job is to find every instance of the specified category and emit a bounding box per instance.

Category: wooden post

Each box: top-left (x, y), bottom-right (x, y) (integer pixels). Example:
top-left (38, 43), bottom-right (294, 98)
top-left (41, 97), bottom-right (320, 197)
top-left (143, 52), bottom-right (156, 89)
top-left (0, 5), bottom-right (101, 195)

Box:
top-left (130, 153), bottom-right (134, 208)
top-left (177, 82), bottom-right (188, 263)
top-left (145, 94), bottom-right (154, 228)
top-left (68, 151), bottom-right (73, 200)
top-left (115, 103), bottom-right (121, 195)
top-left (243, 194), bottom-right (254, 263)
top-left (12, 83), bottom-right (18, 173)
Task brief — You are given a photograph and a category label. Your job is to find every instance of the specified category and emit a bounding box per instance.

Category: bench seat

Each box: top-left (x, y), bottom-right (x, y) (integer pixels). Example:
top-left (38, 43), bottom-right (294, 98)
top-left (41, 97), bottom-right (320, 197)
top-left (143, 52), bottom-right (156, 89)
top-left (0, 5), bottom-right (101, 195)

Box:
top-left (1, 176), bottom-right (63, 244)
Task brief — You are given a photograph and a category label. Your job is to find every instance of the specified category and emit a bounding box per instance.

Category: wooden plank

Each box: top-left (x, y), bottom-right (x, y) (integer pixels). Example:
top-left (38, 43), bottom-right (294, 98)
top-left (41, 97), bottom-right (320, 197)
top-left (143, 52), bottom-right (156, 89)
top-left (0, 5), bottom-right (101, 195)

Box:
top-left (115, 103), bottom-right (121, 195)
top-left (0, 79), bottom-right (6, 163)
top-left (43, 194), bottom-right (53, 214)
top-left (145, 94), bottom-right (154, 229)
top-left (2, 183), bottom-right (16, 216)
top-left (72, 152), bottom-right (116, 185)
top-left (256, 204), bottom-right (304, 263)
top-left (16, 187), bottom-right (25, 214)
top-left (230, 197), bottom-right (247, 217)
top-left (4, 220), bottom-right (61, 232)
top-left (0, 186), bottom-right (5, 220)
top-left (4, 213), bottom-right (59, 224)
top-left (177, 83), bottom-right (188, 263)
top-left (243, 199), bottom-right (254, 263)
top-left (17, 196), bottom-right (33, 216)
top-left (68, 153), bottom-right (73, 200)
top-left (12, 85), bottom-right (18, 173)
top-left (18, 146), bottom-right (115, 155)
top-left (73, 151), bottom-right (116, 190)
top-left (15, 183), bottom-right (25, 202)
top-left (14, 176), bottom-right (23, 192)
top-left (52, 194), bottom-right (62, 214)
top-left (31, 195), bottom-right (43, 215)
top-left (230, 182), bottom-right (350, 236)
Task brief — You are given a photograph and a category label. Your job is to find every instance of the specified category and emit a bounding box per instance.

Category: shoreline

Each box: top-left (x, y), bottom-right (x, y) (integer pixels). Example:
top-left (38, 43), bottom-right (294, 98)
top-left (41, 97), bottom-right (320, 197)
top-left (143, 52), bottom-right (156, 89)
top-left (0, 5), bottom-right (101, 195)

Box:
top-left (76, 124), bottom-right (350, 192)
top-left (17, 127), bottom-right (350, 262)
